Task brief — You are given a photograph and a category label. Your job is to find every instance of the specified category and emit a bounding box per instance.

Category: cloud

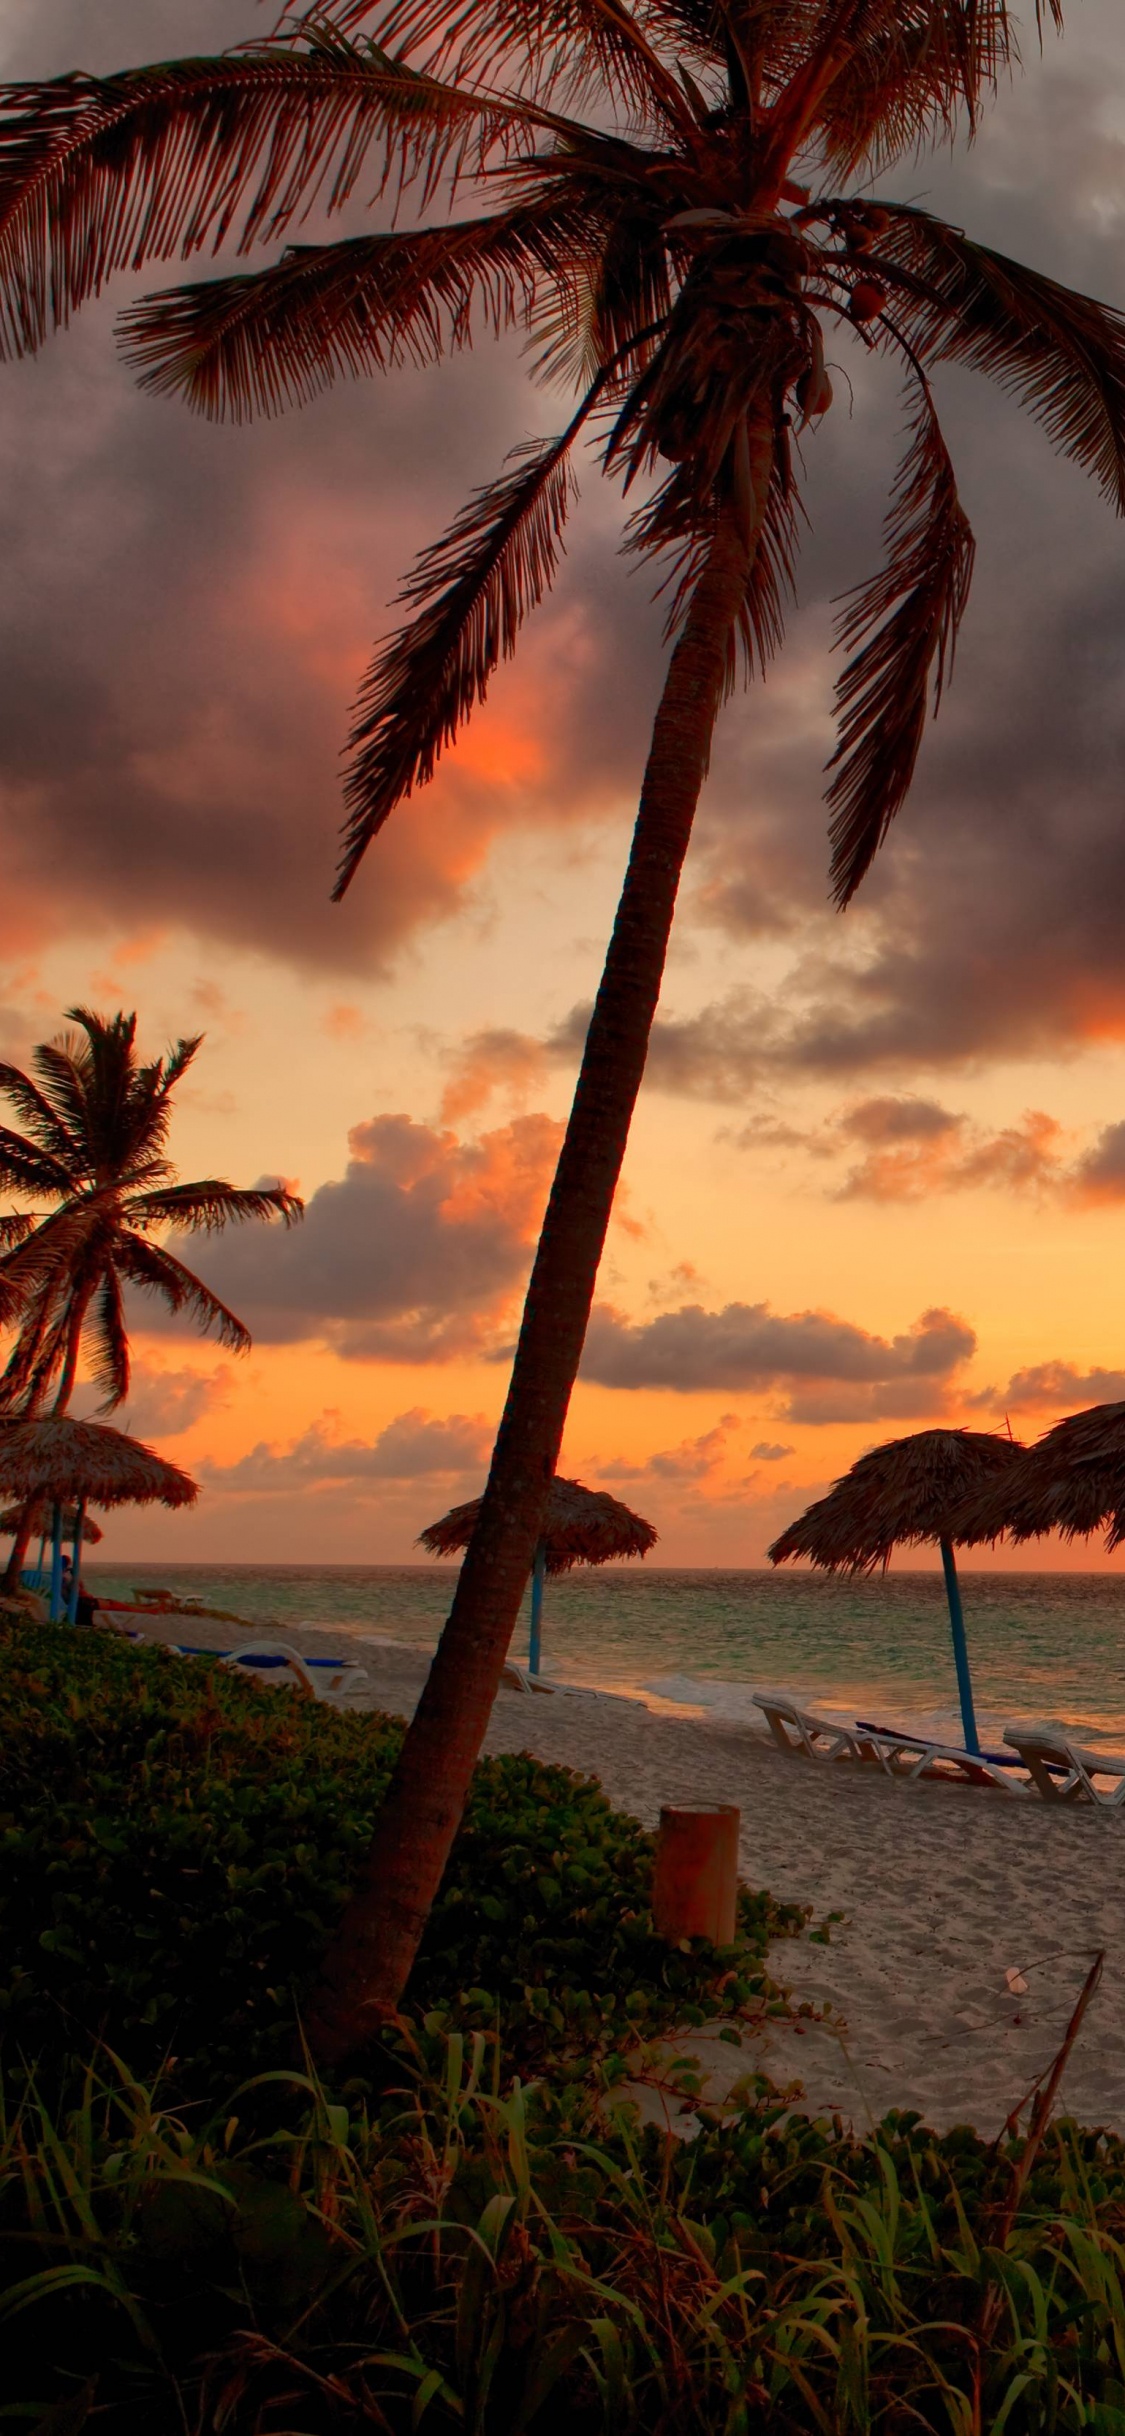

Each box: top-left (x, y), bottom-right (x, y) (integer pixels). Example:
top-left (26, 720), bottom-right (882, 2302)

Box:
top-left (203, 1407), bottom-right (492, 1498)
top-left (0, 15), bottom-right (670, 979)
top-left (1070, 1122), bottom-right (1125, 1203)
top-left (75, 1359), bottom-right (232, 1439)
top-left (440, 1028), bottom-right (551, 1123)
top-left (7, 0), bottom-right (1125, 1076)
top-left (580, 1300), bottom-right (975, 1419)
top-left (183, 1112), bottom-right (560, 1362)
top-left (830, 1100), bottom-right (1066, 1202)
top-left (440, 1020), bottom-right (1125, 1214)
top-left (723, 1093), bottom-right (1125, 1206)
top-left (596, 1415), bottom-right (742, 1483)
top-left (750, 1440), bottom-right (795, 1460)
top-left (972, 1361), bottom-right (1125, 1417)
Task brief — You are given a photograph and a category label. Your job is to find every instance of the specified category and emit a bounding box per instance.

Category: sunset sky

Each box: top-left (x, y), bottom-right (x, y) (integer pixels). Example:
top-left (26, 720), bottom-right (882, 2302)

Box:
top-left (4, 0), bottom-right (1125, 1568)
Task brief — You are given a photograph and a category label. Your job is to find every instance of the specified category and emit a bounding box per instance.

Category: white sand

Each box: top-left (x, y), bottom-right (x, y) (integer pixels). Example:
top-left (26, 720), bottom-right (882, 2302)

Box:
top-left (105, 1612), bottom-right (1125, 2138)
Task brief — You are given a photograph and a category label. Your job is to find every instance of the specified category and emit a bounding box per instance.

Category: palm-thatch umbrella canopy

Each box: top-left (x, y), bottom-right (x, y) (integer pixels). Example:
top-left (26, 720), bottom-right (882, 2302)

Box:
top-left (769, 1428), bottom-right (1025, 1755)
top-left (952, 1402), bottom-right (1125, 1553)
top-left (419, 1477), bottom-right (657, 1675)
top-left (0, 1416), bottom-right (196, 1508)
top-left (0, 1416), bottom-right (196, 1622)
top-left (0, 1501), bottom-right (103, 1546)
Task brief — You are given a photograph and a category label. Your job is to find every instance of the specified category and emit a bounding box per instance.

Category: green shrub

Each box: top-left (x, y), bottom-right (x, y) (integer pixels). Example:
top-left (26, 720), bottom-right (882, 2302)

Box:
top-left (0, 1622), bottom-right (797, 2097)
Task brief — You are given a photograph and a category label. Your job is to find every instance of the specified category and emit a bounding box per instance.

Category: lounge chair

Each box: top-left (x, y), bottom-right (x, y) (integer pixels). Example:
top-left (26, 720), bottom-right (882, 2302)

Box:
top-left (1003, 1725), bottom-right (1125, 1807)
top-left (502, 1659), bottom-right (558, 1694)
top-left (753, 1692), bottom-right (1025, 1793)
top-left (854, 1718), bottom-right (1027, 1794)
top-left (753, 1692), bottom-right (889, 1765)
top-left (173, 1638), bottom-right (368, 1702)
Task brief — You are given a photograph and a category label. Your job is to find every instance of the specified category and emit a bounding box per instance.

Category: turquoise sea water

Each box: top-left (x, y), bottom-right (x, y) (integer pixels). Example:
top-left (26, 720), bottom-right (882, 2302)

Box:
top-left (84, 1562), bottom-right (1125, 1751)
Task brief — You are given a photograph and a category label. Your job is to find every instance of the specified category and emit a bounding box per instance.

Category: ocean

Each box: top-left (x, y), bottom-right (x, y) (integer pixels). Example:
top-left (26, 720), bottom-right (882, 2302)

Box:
top-left (84, 1562), bottom-right (1125, 1751)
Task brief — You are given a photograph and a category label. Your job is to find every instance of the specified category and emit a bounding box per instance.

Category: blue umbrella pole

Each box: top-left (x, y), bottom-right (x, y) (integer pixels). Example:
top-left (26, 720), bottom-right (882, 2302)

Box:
top-left (67, 1502), bottom-right (85, 1625)
top-left (528, 1540), bottom-right (547, 1676)
top-left (48, 1504), bottom-right (64, 1625)
top-left (939, 1536), bottom-right (980, 1755)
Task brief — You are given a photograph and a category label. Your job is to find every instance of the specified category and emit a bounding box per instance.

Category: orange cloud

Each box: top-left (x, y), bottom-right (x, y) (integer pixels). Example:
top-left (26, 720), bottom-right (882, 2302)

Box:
top-left (321, 1002), bottom-right (369, 1043)
top-left (832, 1101), bottom-right (1065, 1202)
top-left (440, 1027), bottom-right (550, 1123)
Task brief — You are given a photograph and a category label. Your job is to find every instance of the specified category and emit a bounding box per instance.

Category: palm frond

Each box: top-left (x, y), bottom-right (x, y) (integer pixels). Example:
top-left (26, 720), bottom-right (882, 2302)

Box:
top-left (0, 1209), bottom-right (45, 1328)
top-left (301, 0), bottom-right (700, 124)
top-left (159, 1034), bottom-right (204, 1093)
top-left (537, 191), bottom-right (671, 386)
top-left (29, 1042), bottom-right (99, 1174)
top-left (626, 419), bottom-right (797, 685)
top-left (0, 1069), bottom-right (81, 1175)
top-left (0, 1127), bottom-right (74, 1197)
top-left (849, 201), bottom-right (1125, 511)
top-left (826, 364), bottom-right (975, 907)
top-left (129, 1180), bottom-right (304, 1232)
top-left (87, 1267), bottom-right (130, 1410)
top-left (0, 1205), bottom-right (95, 1286)
top-left (0, 34), bottom-right (532, 357)
top-left (338, 392), bottom-right (599, 891)
top-left (114, 1235), bottom-right (253, 1354)
top-left (810, 1), bottom-right (1030, 177)
top-left (0, 1260), bottom-right (74, 1407)
top-left (119, 198), bottom-right (595, 420)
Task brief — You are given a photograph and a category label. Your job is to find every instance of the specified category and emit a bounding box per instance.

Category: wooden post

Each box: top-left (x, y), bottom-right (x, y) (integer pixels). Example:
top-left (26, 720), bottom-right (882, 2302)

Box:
top-left (653, 1805), bottom-right (740, 1946)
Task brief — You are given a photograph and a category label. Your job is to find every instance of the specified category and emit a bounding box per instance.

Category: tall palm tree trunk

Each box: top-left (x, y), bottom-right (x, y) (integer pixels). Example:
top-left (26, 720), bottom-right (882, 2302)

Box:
top-left (2, 1512), bottom-right (36, 1594)
top-left (309, 429), bottom-right (775, 2063)
top-left (2, 1295), bottom-right (90, 1594)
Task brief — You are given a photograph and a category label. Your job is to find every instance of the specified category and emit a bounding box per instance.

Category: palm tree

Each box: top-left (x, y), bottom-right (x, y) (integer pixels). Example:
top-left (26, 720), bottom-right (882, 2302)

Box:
top-left (0, 0), bottom-right (1121, 2049)
top-left (0, 1008), bottom-right (302, 1587)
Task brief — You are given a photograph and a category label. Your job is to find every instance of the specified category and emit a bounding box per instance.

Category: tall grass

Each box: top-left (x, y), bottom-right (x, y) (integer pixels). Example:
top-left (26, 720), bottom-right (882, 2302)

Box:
top-left (5, 2024), bottom-right (1125, 2433)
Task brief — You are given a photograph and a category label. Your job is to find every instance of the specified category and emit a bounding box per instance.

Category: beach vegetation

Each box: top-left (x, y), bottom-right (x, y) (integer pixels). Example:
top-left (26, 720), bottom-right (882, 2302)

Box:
top-left (0, 1620), bottom-right (792, 2103)
top-left (5, 1625), bottom-right (1125, 2430)
top-left (2, 2), bottom-right (1125, 2038)
top-left (8, 2014), bottom-right (1125, 2430)
top-left (0, 1007), bottom-right (302, 1584)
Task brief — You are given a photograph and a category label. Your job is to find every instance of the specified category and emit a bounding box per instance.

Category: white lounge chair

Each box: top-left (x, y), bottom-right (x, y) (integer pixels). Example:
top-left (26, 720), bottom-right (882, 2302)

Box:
top-left (175, 1639), bottom-right (368, 1702)
top-left (502, 1660), bottom-right (559, 1694)
top-left (1003, 1725), bottom-right (1125, 1807)
top-left (753, 1692), bottom-right (889, 1765)
top-left (856, 1718), bottom-right (1027, 1795)
top-left (753, 1692), bottom-right (1025, 1793)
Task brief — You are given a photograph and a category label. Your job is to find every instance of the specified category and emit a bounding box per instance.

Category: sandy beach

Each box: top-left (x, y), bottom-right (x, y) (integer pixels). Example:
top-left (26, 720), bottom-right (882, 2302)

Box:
top-left (110, 1612), bottom-right (1125, 2139)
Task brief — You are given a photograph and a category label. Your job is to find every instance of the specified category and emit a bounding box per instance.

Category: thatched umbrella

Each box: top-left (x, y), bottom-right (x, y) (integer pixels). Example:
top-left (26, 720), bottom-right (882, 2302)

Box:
top-left (953, 1401), bottom-right (1125, 1553)
top-left (0, 1502), bottom-right (103, 1546)
top-left (768, 1428), bottom-right (1025, 1754)
top-left (0, 1416), bottom-right (196, 1623)
top-left (419, 1477), bottom-right (657, 1675)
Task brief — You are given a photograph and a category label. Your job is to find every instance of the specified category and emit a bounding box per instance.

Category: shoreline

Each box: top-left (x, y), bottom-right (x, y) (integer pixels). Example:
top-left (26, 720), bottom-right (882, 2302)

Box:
top-left (101, 1609), bottom-right (1125, 2139)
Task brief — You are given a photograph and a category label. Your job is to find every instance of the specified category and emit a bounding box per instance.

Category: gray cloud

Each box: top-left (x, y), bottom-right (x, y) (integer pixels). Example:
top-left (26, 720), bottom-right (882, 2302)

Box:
top-left (1071, 1122), bottom-right (1125, 1201)
top-left (178, 1111), bottom-right (559, 1361)
top-left (826, 1101), bottom-right (1065, 1202)
top-left (0, 5), bottom-right (666, 976)
top-left (74, 1358), bottom-right (231, 1439)
top-left (596, 1415), bottom-right (741, 1483)
top-left (203, 1406), bottom-right (492, 1497)
top-left (972, 1361), bottom-right (1125, 1417)
top-left (3, 0), bottom-right (1125, 1080)
top-left (580, 1301), bottom-right (975, 1414)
